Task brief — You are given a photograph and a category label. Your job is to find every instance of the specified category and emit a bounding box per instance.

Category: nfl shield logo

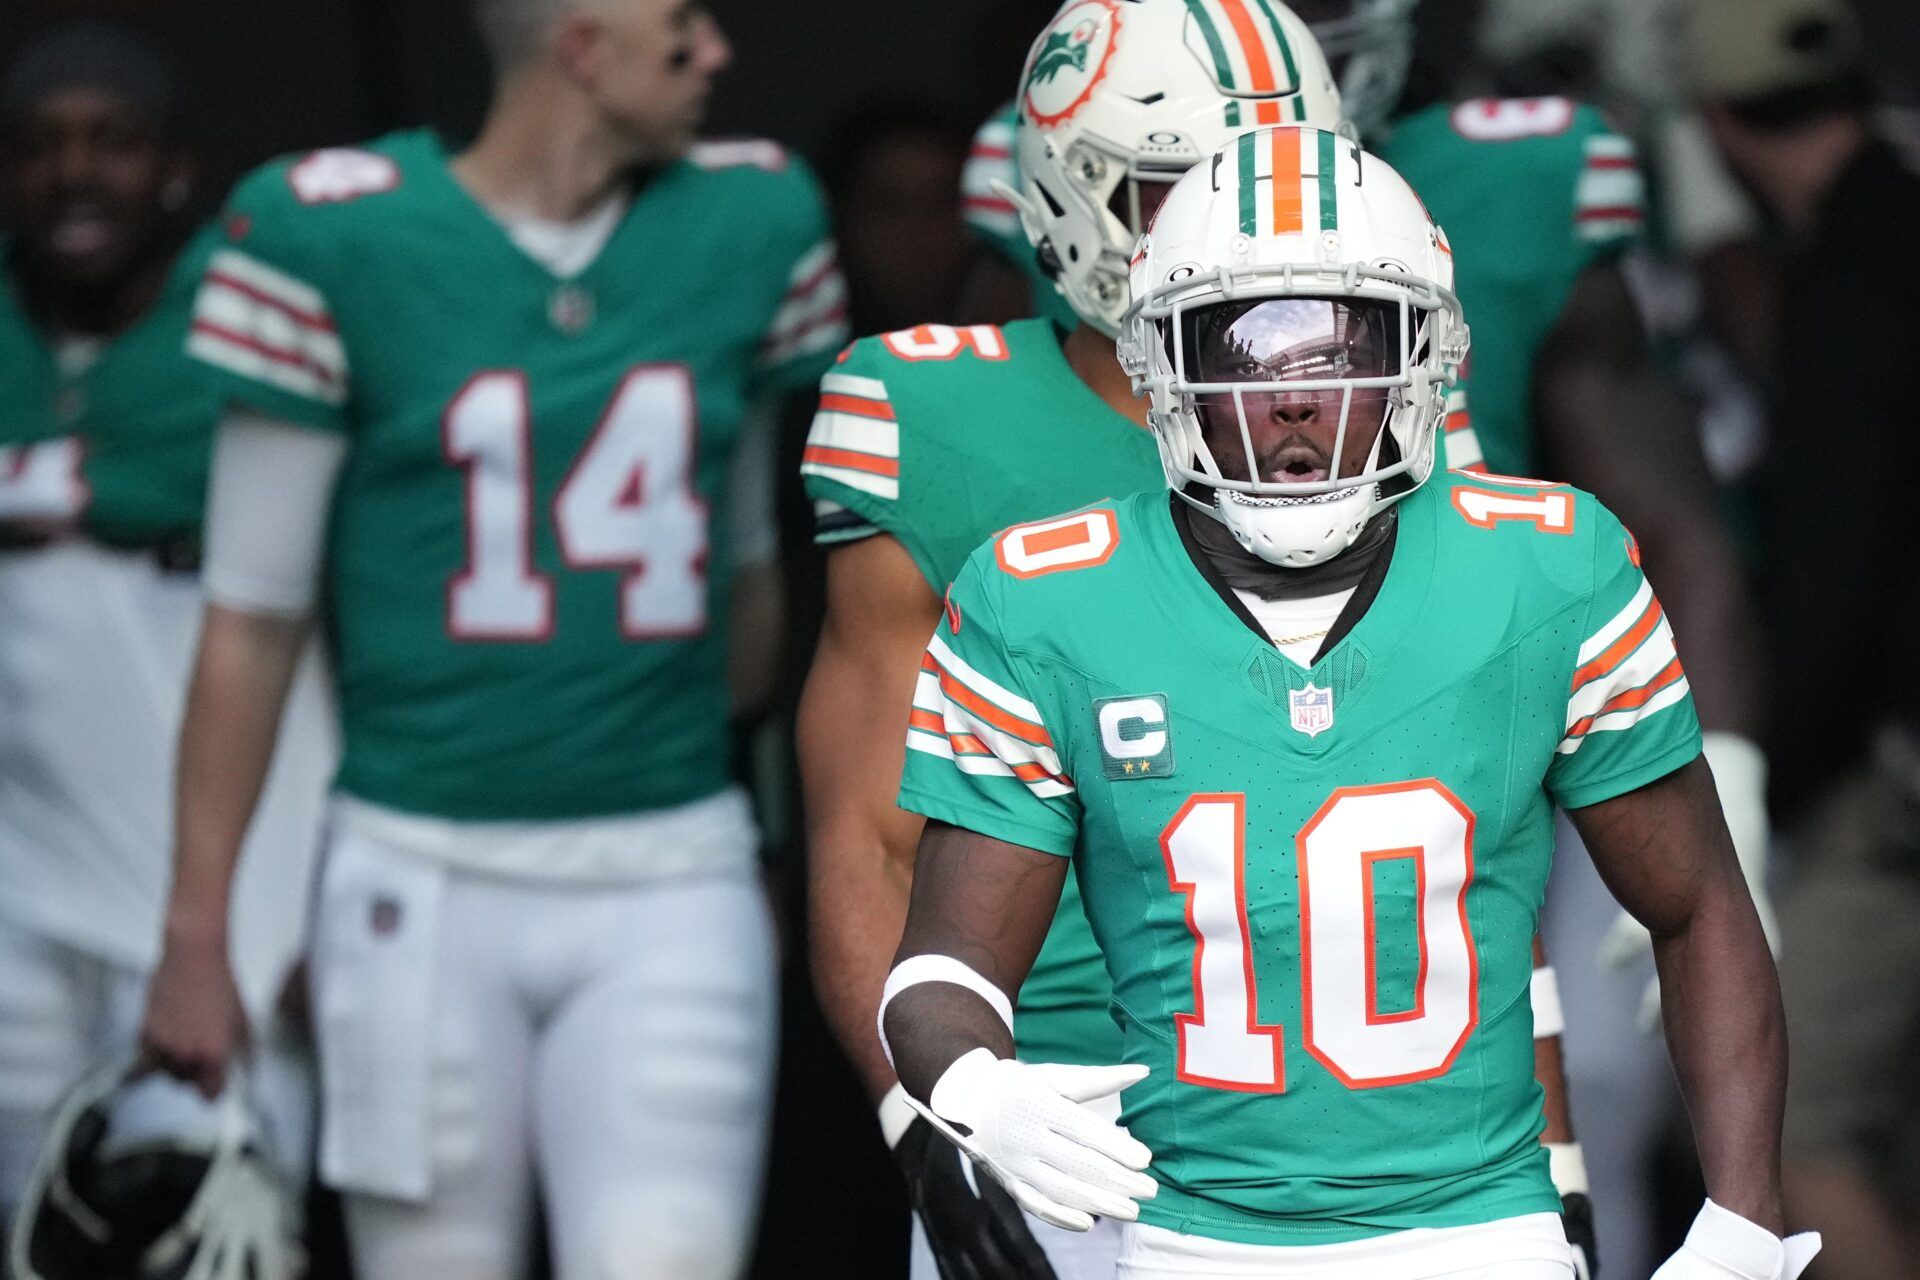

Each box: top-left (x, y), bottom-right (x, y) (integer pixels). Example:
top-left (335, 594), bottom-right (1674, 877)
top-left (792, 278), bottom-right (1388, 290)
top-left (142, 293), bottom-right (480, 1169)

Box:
top-left (1289, 682), bottom-right (1334, 738)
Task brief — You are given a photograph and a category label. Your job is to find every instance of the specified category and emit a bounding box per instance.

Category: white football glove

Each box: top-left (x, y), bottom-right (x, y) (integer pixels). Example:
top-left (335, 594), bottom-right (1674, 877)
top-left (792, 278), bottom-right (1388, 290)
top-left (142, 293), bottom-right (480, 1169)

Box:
top-left (1651, 1200), bottom-right (1820, 1279)
top-left (1601, 732), bottom-right (1776, 1032)
top-left (905, 1047), bottom-right (1158, 1233)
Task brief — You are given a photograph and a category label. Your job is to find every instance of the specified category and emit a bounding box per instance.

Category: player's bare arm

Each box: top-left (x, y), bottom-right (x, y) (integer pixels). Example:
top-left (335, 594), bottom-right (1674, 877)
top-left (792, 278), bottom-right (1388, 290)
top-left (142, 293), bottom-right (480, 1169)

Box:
top-left (1569, 757), bottom-right (1784, 1229)
top-left (727, 560), bottom-right (785, 723)
top-left (142, 604), bottom-right (309, 1097)
top-left (884, 821), bottom-right (1063, 1097)
top-left (799, 532), bottom-right (944, 1098)
top-left (1535, 261), bottom-right (1762, 740)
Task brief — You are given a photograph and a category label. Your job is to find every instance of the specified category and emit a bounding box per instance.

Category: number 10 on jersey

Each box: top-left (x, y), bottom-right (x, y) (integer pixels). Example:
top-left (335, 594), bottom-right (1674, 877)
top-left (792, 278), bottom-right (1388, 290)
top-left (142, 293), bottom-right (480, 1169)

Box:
top-left (1161, 781), bottom-right (1479, 1093)
top-left (443, 366), bottom-right (708, 641)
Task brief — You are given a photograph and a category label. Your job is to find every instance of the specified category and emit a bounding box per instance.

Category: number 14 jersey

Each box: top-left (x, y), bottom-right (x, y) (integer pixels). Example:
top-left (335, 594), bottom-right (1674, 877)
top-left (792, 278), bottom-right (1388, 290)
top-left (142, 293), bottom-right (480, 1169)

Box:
top-left (899, 474), bottom-right (1701, 1244)
top-left (188, 131), bottom-right (845, 821)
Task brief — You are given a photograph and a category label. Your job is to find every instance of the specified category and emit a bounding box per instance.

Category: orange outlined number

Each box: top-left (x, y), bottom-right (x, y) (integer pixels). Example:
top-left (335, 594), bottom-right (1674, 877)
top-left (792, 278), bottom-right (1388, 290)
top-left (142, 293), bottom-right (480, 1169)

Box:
top-left (994, 510), bottom-right (1120, 579)
top-left (880, 324), bottom-right (1010, 362)
top-left (1451, 487), bottom-right (1575, 535)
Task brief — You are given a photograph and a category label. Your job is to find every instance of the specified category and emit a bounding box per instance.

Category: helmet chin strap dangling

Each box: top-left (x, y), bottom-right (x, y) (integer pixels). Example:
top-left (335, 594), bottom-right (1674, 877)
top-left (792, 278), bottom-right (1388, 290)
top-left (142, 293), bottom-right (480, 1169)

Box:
top-left (1211, 431), bottom-right (1388, 570)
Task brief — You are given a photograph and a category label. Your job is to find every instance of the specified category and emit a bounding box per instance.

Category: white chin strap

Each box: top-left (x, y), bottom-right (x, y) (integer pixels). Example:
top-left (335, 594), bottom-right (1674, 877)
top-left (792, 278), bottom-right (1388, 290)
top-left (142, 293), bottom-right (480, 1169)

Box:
top-left (1215, 483), bottom-right (1378, 568)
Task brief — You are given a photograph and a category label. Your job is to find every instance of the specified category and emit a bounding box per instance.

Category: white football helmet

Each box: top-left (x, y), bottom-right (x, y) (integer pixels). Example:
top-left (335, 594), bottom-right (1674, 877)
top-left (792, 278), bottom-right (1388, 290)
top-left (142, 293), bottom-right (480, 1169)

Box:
top-left (1119, 125), bottom-right (1468, 567)
top-left (1292, 0), bottom-right (1419, 136)
top-left (1003, 0), bottom-right (1344, 336)
top-left (10, 1059), bottom-right (305, 1280)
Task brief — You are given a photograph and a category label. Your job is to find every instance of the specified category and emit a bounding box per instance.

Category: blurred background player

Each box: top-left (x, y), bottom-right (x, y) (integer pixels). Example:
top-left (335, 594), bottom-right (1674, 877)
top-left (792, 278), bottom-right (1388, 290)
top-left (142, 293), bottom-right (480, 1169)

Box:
top-left (0, 18), bottom-right (331, 1232)
top-left (1689, 1), bottom-right (1920, 1275)
top-left (801, 3), bottom-right (1591, 1275)
top-left (960, 1), bottom-right (1772, 1271)
top-left (882, 125), bottom-right (1813, 1280)
top-left (135, 0), bottom-right (846, 1276)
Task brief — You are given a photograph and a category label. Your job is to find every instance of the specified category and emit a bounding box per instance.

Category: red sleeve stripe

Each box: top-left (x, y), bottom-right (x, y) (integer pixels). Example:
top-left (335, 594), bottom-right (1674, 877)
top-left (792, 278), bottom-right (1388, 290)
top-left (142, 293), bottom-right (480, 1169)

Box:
top-left (1576, 206), bottom-right (1644, 223)
top-left (966, 195), bottom-right (1019, 216)
top-left (204, 271), bottom-right (337, 333)
top-left (189, 320), bottom-right (340, 384)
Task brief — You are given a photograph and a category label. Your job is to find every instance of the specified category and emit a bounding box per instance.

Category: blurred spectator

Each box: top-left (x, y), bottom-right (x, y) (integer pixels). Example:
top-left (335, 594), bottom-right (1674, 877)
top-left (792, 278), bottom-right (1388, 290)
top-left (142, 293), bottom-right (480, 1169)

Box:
top-left (1693, 1), bottom-right (1920, 1276)
top-left (818, 101), bottom-right (973, 337)
top-left (0, 15), bottom-right (329, 1229)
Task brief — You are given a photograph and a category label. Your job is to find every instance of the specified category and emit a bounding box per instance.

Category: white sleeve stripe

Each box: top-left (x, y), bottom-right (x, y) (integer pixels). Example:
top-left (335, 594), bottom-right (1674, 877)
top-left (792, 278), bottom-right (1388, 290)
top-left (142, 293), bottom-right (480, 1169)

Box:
top-left (806, 411), bottom-right (898, 460)
top-left (206, 248), bottom-right (329, 316)
top-left (914, 674), bottom-right (1068, 778)
top-left (767, 274), bottom-right (849, 341)
top-left (1584, 135), bottom-right (1637, 161)
top-left (1447, 428), bottom-right (1485, 469)
top-left (1578, 579), bottom-right (1655, 664)
top-left (926, 634), bottom-right (1047, 726)
top-left (188, 329), bottom-right (347, 406)
top-left (194, 276), bottom-right (347, 386)
top-left (761, 319), bottom-right (850, 373)
top-left (821, 372), bottom-right (889, 401)
top-left (1566, 618), bottom-right (1678, 726)
top-left (1556, 680), bottom-right (1691, 755)
top-left (799, 460), bottom-right (897, 500)
top-left (905, 728), bottom-right (1073, 798)
top-left (782, 241), bottom-right (840, 298)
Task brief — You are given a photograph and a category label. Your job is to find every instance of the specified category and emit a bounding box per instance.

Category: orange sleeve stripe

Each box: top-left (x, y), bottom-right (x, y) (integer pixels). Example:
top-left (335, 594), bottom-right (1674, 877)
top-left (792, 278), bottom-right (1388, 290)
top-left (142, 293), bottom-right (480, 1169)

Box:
top-left (909, 708), bottom-right (946, 736)
top-left (929, 658), bottom-right (1055, 747)
top-left (1564, 658), bottom-right (1686, 739)
top-left (1445, 410), bottom-right (1471, 433)
top-left (817, 392), bottom-right (895, 421)
top-left (1571, 598), bottom-right (1663, 692)
top-left (802, 445), bottom-right (899, 478)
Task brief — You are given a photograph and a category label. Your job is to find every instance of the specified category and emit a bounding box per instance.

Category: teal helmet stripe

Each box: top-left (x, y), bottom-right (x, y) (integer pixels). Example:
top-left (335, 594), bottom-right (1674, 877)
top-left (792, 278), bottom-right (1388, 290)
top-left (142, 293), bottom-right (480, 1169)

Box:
top-left (1318, 129), bottom-right (1339, 230)
top-left (1237, 130), bottom-right (1259, 235)
top-left (1226, 99), bottom-right (1243, 127)
top-left (1250, 0), bottom-right (1302, 88)
top-left (1184, 0), bottom-right (1237, 91)
top-left (1291, 95), bottom-right (1307, 122)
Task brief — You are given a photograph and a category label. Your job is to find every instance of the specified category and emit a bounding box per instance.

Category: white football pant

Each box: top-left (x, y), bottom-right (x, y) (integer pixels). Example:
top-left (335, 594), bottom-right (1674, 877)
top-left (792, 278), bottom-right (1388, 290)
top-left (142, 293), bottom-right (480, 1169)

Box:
top-left (0, 922), bottom-right (145, 1220)
top-left (1116, 1213), bottom-right (1575, 1278)
top-left (311, 823), bottom-right (778, 1280)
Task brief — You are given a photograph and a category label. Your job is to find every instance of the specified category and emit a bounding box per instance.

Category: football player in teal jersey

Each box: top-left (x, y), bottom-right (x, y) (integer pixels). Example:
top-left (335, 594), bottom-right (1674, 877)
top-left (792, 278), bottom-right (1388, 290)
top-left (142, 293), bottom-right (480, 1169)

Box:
top-left (136, 1), bottom-right (847, 1277)
top-left (0, 24), bottom-right (329, 1234)
top-left (802, 4), bottom-right (1584, 1276)
top-left (882, 126), bottom-right (1817, 1280)
top-left (960, 5), bottom-right (1771, 1269)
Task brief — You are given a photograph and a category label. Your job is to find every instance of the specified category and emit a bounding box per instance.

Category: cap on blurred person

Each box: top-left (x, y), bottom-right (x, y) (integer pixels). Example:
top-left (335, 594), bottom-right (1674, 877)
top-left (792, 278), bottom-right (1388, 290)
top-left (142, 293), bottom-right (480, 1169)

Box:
top-left (0, 20), bottom-right (182, 138)
top-left (1689, 0), bottom-right (1868, 113)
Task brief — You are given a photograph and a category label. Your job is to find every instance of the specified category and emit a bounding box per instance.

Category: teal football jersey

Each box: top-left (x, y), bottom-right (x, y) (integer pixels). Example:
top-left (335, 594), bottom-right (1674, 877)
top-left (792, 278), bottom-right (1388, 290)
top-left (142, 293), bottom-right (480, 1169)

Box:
top-left (189, 131), bottom-right (845, 821)
top-left (1379, 99), bottom-right (1645, 477)
top-left (800, 318), bottom-right (1162, 1066)
top-left (899, 474), bottom-right (1701, 1243)
top-left (0, 230), bottom-right (223, 549)
top-left (964, 96), bottom-right (1647, 476)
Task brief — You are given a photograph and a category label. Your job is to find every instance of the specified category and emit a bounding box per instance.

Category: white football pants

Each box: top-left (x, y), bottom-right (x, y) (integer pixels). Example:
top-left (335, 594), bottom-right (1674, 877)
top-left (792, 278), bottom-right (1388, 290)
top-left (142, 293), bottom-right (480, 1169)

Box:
top-left (0, 920), bottom-right (145, 1220)
top-left (1116, 1213), bottom-right (1575, 1278)
top-left (311, 828), bottom-right (779, 1280)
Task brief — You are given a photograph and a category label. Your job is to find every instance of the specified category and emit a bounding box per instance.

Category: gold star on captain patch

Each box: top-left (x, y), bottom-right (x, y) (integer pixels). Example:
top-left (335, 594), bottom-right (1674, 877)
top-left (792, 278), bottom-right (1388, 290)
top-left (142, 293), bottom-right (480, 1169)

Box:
top-left (1122, 761), bottom-right (1137, 775)
top-left (1139, 761), bottom-right (1151, 772)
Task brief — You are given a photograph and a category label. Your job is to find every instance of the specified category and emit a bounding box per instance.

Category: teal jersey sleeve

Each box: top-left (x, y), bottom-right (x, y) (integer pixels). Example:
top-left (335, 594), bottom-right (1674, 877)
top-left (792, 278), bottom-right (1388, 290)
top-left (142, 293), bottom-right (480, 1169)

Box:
top-left (964, 104), bottom-right (1026, 267)
top-left (724, 146), bottom-right (849, 395)
top-left (898, 558), bottom-right (1081, 856)
top-left (800, 338), bottom-right (898, 550)
top-left (1545, 505), bottom-right (1703, 810)
top-left (185, 154), bottom-right (361, 433)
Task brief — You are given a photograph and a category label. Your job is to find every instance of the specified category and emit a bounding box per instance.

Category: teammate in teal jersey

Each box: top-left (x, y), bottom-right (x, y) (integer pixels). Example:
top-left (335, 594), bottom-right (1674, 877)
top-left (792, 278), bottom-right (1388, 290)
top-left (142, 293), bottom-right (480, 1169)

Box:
top-left (803, 4), bottom-right (1578, 1277)
top-left (136, 2), bottom-right (846, 1276)
top-left (0, 25), bottom-right (330, 1239)
top-left (883, 126), bottom-right (1817, 1280)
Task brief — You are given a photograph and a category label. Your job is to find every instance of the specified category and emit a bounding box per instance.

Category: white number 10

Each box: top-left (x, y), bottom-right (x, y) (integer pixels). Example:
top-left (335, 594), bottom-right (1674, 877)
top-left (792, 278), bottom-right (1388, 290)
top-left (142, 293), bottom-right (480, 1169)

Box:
top-left (444, 365), bottom-right (707, 641)
top-left (1160, 781), bottom-right (1479, 1093)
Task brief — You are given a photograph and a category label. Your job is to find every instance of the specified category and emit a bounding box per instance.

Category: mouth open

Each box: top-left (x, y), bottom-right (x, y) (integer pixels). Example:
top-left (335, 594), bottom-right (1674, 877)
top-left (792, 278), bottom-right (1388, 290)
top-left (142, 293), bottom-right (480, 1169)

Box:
top-left (1265, 445), bottom-right (1330, 486)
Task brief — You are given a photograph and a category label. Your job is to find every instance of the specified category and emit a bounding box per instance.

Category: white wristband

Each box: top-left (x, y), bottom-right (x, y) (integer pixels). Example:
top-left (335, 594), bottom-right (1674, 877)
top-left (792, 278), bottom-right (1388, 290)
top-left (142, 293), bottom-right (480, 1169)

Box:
top-left (877, 954), bottom-right (1017, 1067)
top-left (1531, 965), bottom-right (1565, 1039)
top-left (877, 1082), bottom-right (918, 1149)
top-left (1548, 1142), bottom-right (1588, 1196)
